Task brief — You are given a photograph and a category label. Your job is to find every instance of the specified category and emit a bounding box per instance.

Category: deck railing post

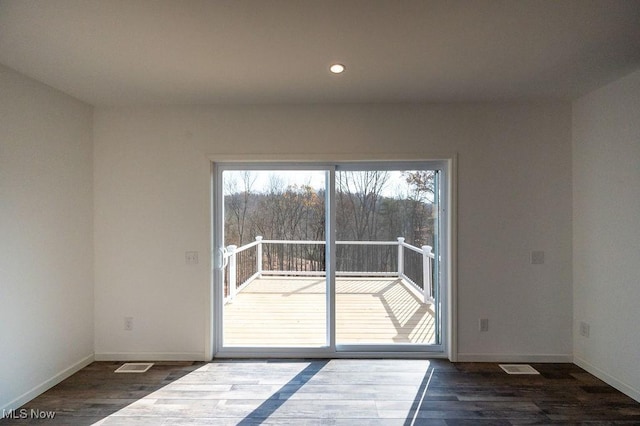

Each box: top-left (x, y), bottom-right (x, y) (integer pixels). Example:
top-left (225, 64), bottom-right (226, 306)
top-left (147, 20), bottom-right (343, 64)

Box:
top-left (397, 237), bottom-right (405, 278)
top-left (228, 245), bottom-right (237, 301)
top-left (255, 236), bottom-right (263, 277)
top-left (422, 245), bottom-right (432, 303)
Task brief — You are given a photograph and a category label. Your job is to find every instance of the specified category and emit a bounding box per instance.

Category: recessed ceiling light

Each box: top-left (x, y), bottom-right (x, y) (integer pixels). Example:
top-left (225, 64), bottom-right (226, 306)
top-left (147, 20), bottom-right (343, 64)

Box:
top-left (329, 63), bottom-right (345, 74)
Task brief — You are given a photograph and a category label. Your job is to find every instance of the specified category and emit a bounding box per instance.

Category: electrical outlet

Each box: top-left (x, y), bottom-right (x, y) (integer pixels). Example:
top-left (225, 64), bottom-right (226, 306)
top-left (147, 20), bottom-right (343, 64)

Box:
top-left (479, 318), bottom-right (489, 332)
top-left (124, 316), bottom-right (133, 331)
top-left (531, 250), bottom-right (545, 265)
top-left (580, 321), bottom-right (590, 337)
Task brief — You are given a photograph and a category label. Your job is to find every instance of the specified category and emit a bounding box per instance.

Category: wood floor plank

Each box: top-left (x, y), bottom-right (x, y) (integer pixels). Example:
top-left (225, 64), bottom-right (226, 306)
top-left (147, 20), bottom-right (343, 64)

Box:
top-left (2, 360), bottom-right (639, 424)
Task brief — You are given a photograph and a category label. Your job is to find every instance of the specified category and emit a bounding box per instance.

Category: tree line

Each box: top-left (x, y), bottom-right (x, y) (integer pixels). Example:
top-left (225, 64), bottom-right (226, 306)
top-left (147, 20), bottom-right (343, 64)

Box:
top-left (224, 171), bottom-right (436, 249)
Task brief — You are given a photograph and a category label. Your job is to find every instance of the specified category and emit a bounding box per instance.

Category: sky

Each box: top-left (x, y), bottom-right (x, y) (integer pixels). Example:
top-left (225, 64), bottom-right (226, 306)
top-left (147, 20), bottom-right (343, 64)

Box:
top-left (222, 170), bottom-right (421, 198)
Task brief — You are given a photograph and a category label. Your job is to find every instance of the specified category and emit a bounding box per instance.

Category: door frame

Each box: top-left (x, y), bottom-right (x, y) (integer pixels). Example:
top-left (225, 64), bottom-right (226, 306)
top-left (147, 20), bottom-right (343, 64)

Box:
top-left (207, 154), bottom-right (457, 361)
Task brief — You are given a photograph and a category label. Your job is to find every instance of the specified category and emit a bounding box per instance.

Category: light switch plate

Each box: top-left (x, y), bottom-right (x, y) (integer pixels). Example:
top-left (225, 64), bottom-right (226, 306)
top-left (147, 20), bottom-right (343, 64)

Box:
top-left (185, 251), bottom-right (199, 264)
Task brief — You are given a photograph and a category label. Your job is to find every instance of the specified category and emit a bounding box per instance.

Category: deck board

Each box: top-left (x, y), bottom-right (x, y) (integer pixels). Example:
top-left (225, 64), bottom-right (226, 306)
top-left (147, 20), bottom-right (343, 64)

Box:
top-left (223, 276), bottom-right (436, 346)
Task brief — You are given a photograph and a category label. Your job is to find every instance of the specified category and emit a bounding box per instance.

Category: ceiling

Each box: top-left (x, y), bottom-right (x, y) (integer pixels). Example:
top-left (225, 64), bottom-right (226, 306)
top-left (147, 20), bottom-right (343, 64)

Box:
top-left (1, 0), bottom-right (639, 106)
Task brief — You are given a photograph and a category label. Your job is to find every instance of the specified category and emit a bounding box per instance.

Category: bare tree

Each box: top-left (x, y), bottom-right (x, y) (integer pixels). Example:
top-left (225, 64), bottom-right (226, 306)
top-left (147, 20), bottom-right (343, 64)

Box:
top-left (252, 177), bottom-right (325, 271)
top-left (224, 171), bottom-right (256, 245)
top-left (336, 171), bottom-right (389, 240)
top-left (404, 170), bottom-right (435, 203)
top-left (223, 169), bottom-right (435, 274)
top-left (403, 170), bottom-right (436, 246)
top-left (335, 171), bottom-right (392, 272)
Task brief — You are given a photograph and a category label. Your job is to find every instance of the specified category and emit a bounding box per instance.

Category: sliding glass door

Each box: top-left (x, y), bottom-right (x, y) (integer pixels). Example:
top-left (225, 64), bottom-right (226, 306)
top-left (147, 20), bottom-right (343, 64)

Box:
top-left (218, 168), bottom-right (328, 348)
top-left (213, 161), bottom-right (447, 355)
top-left (335, 167), bottom-right (439, 347)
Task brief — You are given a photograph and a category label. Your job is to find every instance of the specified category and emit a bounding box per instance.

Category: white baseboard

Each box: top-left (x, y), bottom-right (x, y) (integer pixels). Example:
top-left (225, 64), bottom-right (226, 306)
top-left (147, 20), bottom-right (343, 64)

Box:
top-left (94, 352), bottom-right (206, 361)
top-left (574, 356), bottom-right (640, 403)
top-left (1, 353), bottom-right (94, 417)
top-left (456, 353), bottom-right (573, 363)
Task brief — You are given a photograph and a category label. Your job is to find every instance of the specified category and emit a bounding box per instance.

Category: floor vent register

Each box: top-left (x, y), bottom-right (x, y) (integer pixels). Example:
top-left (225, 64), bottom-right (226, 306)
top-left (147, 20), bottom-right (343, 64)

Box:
top-left (114, 362), bottom-right (154, 373)
top-left (499, 364), bottom-right (540, 375)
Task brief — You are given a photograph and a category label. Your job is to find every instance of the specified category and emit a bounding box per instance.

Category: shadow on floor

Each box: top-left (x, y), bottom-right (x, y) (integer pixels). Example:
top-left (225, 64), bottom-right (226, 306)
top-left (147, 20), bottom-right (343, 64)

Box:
top-left (237, 360), bottom-right (328, 425)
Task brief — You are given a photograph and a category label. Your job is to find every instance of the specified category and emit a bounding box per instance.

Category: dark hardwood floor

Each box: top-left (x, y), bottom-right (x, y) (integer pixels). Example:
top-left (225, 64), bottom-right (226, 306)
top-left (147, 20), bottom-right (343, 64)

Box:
top-left (2, 359), bottom-right (639, 425)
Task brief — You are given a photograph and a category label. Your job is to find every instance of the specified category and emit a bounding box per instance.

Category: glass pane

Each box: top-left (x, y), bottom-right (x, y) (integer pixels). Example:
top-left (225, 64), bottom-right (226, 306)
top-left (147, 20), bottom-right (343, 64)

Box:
top-left (222, 170), bottom-right (327, 347)
top-left (335, 170), bottom-right (438, 345)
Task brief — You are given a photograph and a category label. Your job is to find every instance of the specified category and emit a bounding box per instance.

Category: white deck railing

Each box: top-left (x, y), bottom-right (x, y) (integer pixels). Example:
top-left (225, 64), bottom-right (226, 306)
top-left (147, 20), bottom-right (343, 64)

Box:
top-left (223, 236), bottom-right (435, 304)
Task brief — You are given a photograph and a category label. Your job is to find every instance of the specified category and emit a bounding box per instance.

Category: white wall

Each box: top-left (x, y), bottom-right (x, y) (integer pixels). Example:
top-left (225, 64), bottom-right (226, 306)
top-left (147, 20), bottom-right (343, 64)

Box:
top-left (573, 69), bottom-right (640, 401)
top-left (93, 102), bottom-right (573, 361)
top-left (0, 65), bottom-right (94, 412)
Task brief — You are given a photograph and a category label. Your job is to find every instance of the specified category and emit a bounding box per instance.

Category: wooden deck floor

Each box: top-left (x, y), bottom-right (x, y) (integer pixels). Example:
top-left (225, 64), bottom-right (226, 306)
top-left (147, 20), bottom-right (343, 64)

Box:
top-left (223, 277), bottom-right (436, 346)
